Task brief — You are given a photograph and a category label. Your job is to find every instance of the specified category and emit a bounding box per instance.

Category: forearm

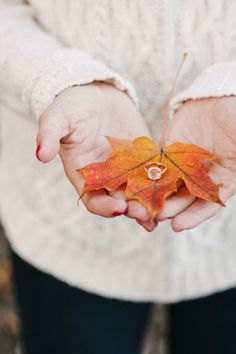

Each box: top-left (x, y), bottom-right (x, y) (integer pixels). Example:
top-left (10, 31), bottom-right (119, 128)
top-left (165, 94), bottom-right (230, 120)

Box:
top-left (0, 0), bottom-right (137, 120)
top-left (170, 62), bottom-right (236, 118)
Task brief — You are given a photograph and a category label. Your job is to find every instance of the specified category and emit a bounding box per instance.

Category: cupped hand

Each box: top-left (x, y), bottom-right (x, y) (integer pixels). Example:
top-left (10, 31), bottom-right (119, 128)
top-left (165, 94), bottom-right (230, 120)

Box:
top-left (157, 97), bottom-right (236, 231)
top-left (36, 83), bottom-right (157, 231)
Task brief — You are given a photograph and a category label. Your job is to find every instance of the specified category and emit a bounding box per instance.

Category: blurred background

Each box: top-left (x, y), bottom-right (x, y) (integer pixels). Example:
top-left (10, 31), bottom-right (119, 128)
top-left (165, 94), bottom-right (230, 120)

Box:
top-left (0, 223), bottom-right (168, 354)
top-left (0, 224), bottom-right (20, 354)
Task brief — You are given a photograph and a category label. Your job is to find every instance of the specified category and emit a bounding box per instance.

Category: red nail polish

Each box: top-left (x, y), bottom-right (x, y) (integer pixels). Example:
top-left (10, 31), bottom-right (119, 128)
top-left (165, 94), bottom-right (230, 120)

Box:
top-left (112, 210), bottom-right (125, 217)
top-left (124, 207), bottom-right (128, 214)
top-left (36, 144), bottom-right (41, 161)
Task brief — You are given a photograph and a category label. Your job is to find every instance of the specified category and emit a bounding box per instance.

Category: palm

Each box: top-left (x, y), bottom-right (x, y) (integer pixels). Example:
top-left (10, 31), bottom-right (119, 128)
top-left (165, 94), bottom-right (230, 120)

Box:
top-left (157, 97), bottom-right (236, 231)
top-left (38, 83), bottom-right (156, 230)
top-left (57, 84), bottom-right (149, 175)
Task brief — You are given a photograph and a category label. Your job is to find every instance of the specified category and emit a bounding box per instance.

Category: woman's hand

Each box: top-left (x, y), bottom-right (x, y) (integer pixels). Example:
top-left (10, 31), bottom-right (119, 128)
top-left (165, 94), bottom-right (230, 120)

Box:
top-left (156, 97), bottom-right (236, 232)
top-left (36, 83), bottom-right (157, 231)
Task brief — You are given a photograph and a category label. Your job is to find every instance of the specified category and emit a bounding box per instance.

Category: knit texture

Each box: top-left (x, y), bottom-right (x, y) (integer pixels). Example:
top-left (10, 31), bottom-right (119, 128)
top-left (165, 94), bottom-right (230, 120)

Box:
top-left (1, 0), bottom-right (236, 304)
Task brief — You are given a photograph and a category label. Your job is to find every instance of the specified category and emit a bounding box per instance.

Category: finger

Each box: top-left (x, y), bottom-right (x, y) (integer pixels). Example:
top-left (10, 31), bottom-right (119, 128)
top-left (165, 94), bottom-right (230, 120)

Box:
top-left (36, 109), bottom-right (67, 163)
top-left (157, 187), bottom-right (196, 221)
top-left (71, 171), bottom-right (127, 217)
top-left (171, 198), bottom-right (221, 232)
top-left (110, 190), bottom-right (157, 230)
top-left (80, 190), bottom-right (128, 217)
top-left (171, 163), bottom-right (235, 231)
top-left (109, 190), bottom-right (150, 221)
top-left (109, 190), bottom-right (126, 201)
top-left (126, 200), bottom-right (150, 222)
top-left (109, 190), bottom-right (149, 222)
top-left (137, 218), bottom-right (158, 232)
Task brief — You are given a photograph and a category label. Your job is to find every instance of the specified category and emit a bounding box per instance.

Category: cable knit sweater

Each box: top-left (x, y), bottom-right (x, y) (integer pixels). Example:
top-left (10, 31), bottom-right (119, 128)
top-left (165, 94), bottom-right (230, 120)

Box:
top-left (1, 0), bottom-right (236, 303)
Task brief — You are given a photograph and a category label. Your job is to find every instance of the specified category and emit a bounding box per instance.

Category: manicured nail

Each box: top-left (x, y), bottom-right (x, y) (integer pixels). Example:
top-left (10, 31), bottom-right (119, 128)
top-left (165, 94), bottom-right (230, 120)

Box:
top-left (36, 144), bottom-right (41, 161)
top-left (112, 210), bottom-right (125, 217)
top-left (124, 207), bottom-right (128, 214)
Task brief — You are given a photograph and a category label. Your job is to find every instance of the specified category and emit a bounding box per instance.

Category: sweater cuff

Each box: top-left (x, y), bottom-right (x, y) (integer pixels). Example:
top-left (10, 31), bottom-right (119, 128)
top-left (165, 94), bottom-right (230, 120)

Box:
top-left (169, 61), bottom-right (236, 118)
top-left (23, 48), bottom-right (138, 120)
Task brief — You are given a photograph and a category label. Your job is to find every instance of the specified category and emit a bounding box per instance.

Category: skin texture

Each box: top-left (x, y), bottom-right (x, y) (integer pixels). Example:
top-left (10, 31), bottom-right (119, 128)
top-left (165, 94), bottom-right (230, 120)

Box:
top-left (36, 84), bottom-right (236, 233)
top-left (157, 96), bottom-right (236, 231)
top-left (36, 83), bottom-right (156, 231)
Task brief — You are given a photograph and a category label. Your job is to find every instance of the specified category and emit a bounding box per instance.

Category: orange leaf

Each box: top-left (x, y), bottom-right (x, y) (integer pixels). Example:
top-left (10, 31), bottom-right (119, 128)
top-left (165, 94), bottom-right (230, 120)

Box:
top-left (78, 136), bottom-right (224, 218)
top-left (79, 136), bottom-right (158, 194)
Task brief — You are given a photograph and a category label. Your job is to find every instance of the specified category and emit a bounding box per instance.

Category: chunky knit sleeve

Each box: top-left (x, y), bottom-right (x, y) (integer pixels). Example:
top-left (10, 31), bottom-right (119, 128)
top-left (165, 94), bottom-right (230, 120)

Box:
top-left (0, 0), bottom-right (138, 120)
top-left (170, 61), bottom-right (236, 117)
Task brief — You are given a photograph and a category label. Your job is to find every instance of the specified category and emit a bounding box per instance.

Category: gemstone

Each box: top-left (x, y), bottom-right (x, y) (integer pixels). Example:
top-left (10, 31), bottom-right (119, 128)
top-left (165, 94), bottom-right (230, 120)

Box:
top-left (147, 167), bottom-right (162, 180)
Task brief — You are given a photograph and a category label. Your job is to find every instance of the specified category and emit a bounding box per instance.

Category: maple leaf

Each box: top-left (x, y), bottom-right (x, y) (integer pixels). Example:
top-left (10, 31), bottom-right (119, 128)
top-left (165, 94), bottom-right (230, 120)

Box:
top-left (78, 55), bottom-right (225, 220)
top-left (78, 136), bottom-right (224, 218)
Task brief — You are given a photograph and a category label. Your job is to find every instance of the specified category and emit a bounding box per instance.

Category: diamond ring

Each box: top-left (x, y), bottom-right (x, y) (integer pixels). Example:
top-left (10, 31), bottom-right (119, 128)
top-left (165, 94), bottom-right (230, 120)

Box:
top-left (143, 162), bottom-right (167, 181)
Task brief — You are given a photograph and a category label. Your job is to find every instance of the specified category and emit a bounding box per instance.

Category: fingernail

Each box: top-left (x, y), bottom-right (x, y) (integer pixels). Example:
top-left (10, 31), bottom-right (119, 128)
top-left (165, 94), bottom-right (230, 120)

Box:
top-left (124, 207), bottom-right (128, 214)
top-left (36, 144), bottom-right (41, 161)
top-left (112, 210), bottom-right (125, 217)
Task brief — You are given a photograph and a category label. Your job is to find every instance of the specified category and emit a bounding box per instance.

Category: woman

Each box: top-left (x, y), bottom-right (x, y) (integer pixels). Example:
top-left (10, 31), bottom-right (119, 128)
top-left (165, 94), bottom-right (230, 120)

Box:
top-left (1, 1), bottom-right (236, 353)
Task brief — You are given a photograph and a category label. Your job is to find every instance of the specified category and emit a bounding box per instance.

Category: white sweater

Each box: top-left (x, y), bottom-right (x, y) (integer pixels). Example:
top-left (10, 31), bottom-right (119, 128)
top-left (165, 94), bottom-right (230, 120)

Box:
top-left (1, 0), bottom-right (236, 303)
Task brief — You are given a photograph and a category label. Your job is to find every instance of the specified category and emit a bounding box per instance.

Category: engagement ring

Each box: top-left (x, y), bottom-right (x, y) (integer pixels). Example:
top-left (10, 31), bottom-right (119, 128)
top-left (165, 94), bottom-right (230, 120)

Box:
top-left (144, 162), bottom-right (167, 181)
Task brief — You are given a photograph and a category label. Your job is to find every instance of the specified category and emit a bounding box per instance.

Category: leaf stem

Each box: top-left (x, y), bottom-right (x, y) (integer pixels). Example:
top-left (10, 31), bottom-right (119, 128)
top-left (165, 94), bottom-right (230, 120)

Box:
top-left (159, 53), bottom-right (188, 149)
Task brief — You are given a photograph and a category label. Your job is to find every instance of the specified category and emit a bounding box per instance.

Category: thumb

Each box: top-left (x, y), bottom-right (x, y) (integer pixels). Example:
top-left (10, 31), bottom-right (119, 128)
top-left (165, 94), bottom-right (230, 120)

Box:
top-left (36, 110), bottom-right (66, 163)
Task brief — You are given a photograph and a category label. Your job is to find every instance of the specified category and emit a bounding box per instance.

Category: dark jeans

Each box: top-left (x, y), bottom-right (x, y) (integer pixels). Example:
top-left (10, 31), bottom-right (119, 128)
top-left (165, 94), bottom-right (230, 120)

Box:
top-left (10, 250), bottom-right (236, 354)
top-left (10, 250), bottom-right (152, 354)
top-left (168, 287), bottom-right (236, 354)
